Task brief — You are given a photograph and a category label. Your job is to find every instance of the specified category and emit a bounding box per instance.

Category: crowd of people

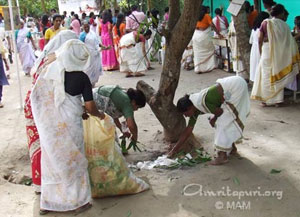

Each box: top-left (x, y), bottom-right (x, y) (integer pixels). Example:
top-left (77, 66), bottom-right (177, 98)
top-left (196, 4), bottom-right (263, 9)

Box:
top-left (0, 0), bottom-right (299, 215)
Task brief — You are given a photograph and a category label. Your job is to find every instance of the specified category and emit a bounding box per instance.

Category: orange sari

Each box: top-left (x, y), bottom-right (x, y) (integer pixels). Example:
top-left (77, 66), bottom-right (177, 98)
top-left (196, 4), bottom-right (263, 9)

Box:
top-left (112, 23), bottom-right (126, 61)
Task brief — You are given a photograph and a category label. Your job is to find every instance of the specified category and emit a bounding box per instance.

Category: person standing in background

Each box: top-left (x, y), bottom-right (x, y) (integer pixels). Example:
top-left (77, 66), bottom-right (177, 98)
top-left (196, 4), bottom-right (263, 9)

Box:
top-left (112, 9), bottom-right (119, 25)
top-left (63, 11), bottom-right (71, 29)
top-left (99, 10), bottom-right (119, 71)
top-left (45, 14), bottom-right (64, 45)
top-left (125, 5), bottom-right (146, 32)
top-left (0, 40), bottom-right (9, 108)
top-left (70, 14), bottom-right (81, 36)
top-left (249, 12), bottom-right (270, 82)
top-left (89, 12), bottom-right (97, 33)
top-left (113, 13), bottom-right (126, 62)
top-left (15, 20), bottom-right (37, 76)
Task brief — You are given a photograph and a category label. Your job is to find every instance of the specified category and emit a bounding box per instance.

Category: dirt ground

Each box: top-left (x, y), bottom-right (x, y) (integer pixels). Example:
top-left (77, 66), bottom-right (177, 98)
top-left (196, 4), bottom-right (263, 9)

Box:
top-left (1, 62), bottom-right (300, 217)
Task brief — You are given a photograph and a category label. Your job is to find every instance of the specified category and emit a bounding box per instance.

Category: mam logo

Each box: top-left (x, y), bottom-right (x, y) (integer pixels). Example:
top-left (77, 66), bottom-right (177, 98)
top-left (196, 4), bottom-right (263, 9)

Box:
top-left (227, 201), bottom-right (251, 210)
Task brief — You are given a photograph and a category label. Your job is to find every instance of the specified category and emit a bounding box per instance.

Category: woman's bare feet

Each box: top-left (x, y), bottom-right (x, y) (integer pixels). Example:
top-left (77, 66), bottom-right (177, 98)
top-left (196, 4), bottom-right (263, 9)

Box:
top-left (230, 143), bottom-right (238, 156)
top-left (210, 151), bottom-right (229, 165)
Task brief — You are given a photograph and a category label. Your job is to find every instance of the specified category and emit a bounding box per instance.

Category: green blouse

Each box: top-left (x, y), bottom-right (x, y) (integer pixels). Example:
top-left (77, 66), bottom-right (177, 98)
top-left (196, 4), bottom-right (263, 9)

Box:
top-left (98, 85), bottom-right (134, 119)
top-left (188, 85), bottom-right (222, 127)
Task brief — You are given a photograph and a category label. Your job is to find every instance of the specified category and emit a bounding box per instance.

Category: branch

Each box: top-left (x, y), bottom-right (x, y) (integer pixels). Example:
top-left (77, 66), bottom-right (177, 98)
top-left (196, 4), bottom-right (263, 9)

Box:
top-left (136, 80), bottom-right (156, 103)
top-left (168, 0), bottom-right (181, 31)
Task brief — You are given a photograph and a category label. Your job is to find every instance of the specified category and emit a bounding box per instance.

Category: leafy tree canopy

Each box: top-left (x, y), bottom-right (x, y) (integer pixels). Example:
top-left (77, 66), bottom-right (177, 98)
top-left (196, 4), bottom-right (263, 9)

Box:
top-left (0, 0), bottom-right (58, 18)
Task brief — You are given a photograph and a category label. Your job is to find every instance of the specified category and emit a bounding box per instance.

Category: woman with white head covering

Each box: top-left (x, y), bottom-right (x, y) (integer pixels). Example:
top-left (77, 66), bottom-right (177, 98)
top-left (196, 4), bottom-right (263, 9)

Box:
top-left (79, 21), bottom-right (103, 87)
top-left (24, 30), bottom-right (78, 194)
top-left (168, 76), bottom-right (250, 165)
top-left (31, 39), bottom-right (104, 214)
top-left (15, 19), bottom-right (37, 76)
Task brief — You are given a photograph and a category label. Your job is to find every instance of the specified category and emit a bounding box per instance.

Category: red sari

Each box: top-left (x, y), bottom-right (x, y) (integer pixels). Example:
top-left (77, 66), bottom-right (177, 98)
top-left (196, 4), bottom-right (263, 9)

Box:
top-left (24, 60), bottom-right (44, 191)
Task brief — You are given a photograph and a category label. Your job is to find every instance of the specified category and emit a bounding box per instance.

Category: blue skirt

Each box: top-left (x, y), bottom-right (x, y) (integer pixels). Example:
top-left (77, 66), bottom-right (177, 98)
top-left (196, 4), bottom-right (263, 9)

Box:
top-left (0, 54), bottom-right (9, 86)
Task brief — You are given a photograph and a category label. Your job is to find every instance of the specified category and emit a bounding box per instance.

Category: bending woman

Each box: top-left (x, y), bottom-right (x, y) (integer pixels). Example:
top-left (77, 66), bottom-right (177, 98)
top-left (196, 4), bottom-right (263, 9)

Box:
top-left (168, 76), bottom-right (250, 165)
top-left (31, 39), bottom-right (104, 214)
top-left (93, 85), bottom-right (146, 146)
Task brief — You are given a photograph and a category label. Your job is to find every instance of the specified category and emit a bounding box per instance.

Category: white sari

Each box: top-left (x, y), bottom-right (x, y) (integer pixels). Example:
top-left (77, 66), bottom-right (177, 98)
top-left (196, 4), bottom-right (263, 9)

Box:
top-left (181, 40), bottom-right (193, 67)
top-left (31, 40), bottom-right (91, 211)
top-left (228, 21), bottom-right (245, 76)
top-left (16, 27), bottom-right (36, 74)
top-left (120, 32), bottom-right (147, 74)
top-left (251, 18), bottom-right (300, 104)
top-left (190, 76), bottom-right (250, 152)
top-left (83, 31), bottom-right (102, 86)
top-left (192, 28), bottom-right (217, 73)
top-left (249, 29), bottom-right (260, 82)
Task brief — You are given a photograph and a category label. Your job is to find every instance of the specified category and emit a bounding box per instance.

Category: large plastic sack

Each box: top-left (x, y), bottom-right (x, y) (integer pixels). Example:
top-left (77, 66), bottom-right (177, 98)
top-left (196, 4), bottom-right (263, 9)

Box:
top-left (83, 115), bottom-right (149, 198)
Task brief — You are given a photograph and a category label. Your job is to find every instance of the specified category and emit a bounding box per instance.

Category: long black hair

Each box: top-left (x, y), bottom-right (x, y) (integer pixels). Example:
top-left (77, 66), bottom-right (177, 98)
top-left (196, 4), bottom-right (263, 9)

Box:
top-left (102, 10), bottom-right (111, 24)
top-left (74, 14), bottom-right (81, 26)
top-left (116, 13), bottom-right (125, 36)
top-left (198, 6), bottom-right (207, 22)
top-left (270, 4), bottom-right (285, 17)
top-left (127, 88), bottom-right (146, 108)
top-left (253, 11), bottom-right (270, 30)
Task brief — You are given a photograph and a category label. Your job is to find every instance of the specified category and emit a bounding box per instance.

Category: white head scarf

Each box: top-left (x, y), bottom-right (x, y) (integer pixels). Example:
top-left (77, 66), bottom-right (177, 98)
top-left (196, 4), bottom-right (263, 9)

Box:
top-left (33, 30), bottom-right (78, 72)
top-left (189, 88), bottom-right (210, 114)
top-left (43, 39), bottom-right (91, 107)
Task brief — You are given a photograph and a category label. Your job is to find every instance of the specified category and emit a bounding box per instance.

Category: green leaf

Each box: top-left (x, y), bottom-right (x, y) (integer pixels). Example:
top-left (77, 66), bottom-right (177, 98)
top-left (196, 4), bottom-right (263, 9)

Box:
top-left (233, 177), bottom-right (240, 185)
top-left (270, 169), bottom-right (282, 174)
top-left (126, 210), bottom-right (132, 217)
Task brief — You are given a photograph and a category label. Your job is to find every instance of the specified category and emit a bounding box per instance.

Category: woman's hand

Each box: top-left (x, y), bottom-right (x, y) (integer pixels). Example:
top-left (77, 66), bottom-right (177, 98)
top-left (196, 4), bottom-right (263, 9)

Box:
top-left (209, 116), bottom-right (217, 128)
top-left (5, 63), bottom-right (9, 71)
top-left (98, 112), bottom-right (105, 120)
top-left (122, 131), bottom-right (131, 138)
top-left (82, 112), bottom-right (89, 120)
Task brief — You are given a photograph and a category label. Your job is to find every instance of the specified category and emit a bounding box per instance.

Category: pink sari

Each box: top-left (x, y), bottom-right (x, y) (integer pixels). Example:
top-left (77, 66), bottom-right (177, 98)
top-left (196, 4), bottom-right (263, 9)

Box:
top-left (100, 21), bottom-right (119, 70)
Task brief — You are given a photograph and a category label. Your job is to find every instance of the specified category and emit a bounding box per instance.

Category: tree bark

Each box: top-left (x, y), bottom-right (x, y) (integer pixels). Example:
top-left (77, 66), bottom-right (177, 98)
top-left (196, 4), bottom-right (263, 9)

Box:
top-left (137, 0), bottom-right (202, 143)
top-left (147, 0), bottom-right (151, 11)
top-left (232, 4), bottom-right (251, 80)
top-left (41, 0), bottom-right (47, 13)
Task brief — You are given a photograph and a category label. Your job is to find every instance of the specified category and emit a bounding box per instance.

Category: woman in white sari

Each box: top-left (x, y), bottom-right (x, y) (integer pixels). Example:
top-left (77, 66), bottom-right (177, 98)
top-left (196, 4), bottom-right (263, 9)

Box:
top-left (15, 20), bottom-right (37, 76)
top-left (31, 39), bottom-right (104, 215)
top-left (80, 21), bottom-right (103, 87)
top-left (119, 30), bottom-right (152, 77)
top-left (169, 76), bottom-right (250, 165)
top-left (24, 30), bottom-right (78, 194)
top-left (192, 7), bottom-right (221, 74)
top-left (249, 12), bottom-right (270, 82)
top-left (251, 4), bottom-right (300, 106)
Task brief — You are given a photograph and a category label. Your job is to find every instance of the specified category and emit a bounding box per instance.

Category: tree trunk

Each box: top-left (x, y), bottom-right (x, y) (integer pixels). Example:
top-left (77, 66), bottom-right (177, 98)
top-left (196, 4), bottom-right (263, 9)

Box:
top-left (232, 4), bottom-right (251, 80)
top-left (137, 0), bottom-right (202, 143)
top-left (41, 0), bottom-right (47, 13)
top-left (113, 0), bottom-right (118, 9)
top-left (147, 0), bottom-right (151, 11)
